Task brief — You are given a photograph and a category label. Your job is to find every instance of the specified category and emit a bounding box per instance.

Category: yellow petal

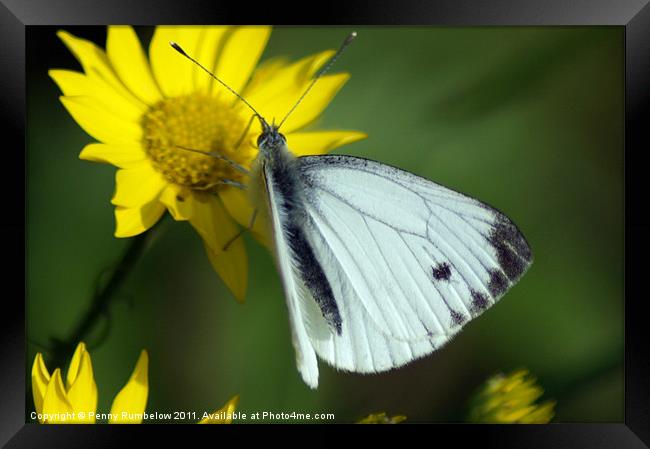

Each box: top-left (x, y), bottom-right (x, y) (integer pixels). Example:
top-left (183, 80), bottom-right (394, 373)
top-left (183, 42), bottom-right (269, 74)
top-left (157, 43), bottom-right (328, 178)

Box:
top-left (498, 406), bottom-right (536, 423)
top-left (65, 342), bottom-right (86, 387)
top-left (199, 395), bottom-right (240, 424)
top-left (112, 165), bottom-right (167, 208)
top-left (41, 369), bottom-right (75, 424)
top-left (276, 73), bottom-right (349, 132)
top-left (49, 69), bottom-right (146, 123)
top-left (218, 187), bottom-right (272, 249)
top-left (190, 194), bottom-right (248, 289)
top-left (211, 26), bottom-right (271, 97)
top-left (193, 26), bottom-right (230, 91)
top-left (56, 30), bottom-right (143, 108)
top-left (114, 202), bottom-right (166, 237)
top-left (158, 184), bottom-right (191, 221)
top-left (59, 96), bottom-right (143, 145)
top-left (149, 26), bottom-right (204, 97)
top-left (245, 50), bottom-right (347, 132)
top-left (244, 50), bottom-right (334, 109)
top-left (159, 188), bottom-right (248, 301)
top-left (205, 241), bottom-right (248, 303)
top-left (109, 350), bottom-right (149, 424)
top-left (242, 56), bottom-right (289, 97)
top-left (79, 143), bottom-right (148, 168)
top-left (56, 30), bottom-right (119, 85)
top-left (31, 353), bottom-right (50, 417)
top-left (65, 347), bottom-right (98, 423)
top-left (158, 188), bottom-right (236, 253)
top-left (107, 26), bottom-right (163, 105)
top-left (520, 401), bottom-right (556, 424)
top-left (286, 130), bottom-right (367, 156)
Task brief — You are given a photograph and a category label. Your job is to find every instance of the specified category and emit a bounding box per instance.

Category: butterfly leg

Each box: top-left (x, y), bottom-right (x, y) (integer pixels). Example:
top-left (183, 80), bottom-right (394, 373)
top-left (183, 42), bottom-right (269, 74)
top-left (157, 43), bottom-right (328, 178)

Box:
top-left (216, 179), bottom-right (247, 190)
top-left (223, 208), bottom-right (258, 251)
top-left (174, 145), bottom-right (250, 175)
top-left (199, 178), bottom-right (248, 192)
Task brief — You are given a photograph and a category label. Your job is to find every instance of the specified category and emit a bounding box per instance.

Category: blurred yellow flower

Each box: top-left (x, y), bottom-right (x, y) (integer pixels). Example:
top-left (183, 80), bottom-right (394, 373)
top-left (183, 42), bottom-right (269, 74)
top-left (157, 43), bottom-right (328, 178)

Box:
top-left (357, 412), bottom-right (407, 424)
top-left (51, 26), bottom-right (366, 302)
top-left (198, 395), bottom-right (240, 424)
top-left (31, 342), bottom-right (148, 424)
top-left (467, 369), bottom-right (556, 424)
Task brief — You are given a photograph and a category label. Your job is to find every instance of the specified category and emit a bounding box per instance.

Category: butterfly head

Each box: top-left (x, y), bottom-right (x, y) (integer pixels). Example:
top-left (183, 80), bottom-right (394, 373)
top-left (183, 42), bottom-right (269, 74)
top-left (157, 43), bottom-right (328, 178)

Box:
top-left (257, 119), bottom-right (286, 153)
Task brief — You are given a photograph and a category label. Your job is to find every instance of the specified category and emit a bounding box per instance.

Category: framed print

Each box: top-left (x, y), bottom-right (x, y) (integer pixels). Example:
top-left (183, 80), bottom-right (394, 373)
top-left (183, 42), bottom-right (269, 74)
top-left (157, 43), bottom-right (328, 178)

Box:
top-left (2, 0), bottom-right (648, 446)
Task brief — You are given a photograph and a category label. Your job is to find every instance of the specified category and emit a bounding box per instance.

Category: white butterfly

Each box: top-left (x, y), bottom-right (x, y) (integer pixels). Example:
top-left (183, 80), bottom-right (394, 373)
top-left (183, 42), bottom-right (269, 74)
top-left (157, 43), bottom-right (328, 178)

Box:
top-left (255, 126), bottom-right (532, 388)
top-left (172, 32), bottom-right (532, 389)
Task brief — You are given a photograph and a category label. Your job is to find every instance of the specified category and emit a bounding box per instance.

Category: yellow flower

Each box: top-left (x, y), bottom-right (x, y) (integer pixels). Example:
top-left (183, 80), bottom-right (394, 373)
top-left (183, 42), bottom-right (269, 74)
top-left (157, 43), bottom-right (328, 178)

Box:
top-left (51, 26), bottom-right (366, 302)
top-left (31, 342), bottom-right (148, 424)
top-left (467, 369), bottom-right (556, 424)
top-left (32, 342), bottom-right (237, 424)
top-left (357, 412), bottom-right (407, 424)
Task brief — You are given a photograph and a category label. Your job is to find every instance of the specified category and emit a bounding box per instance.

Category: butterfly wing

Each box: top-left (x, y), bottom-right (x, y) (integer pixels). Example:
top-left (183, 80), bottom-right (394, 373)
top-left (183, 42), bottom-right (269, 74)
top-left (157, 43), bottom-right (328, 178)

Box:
top-left (294, 155), bottom-right (532, 374)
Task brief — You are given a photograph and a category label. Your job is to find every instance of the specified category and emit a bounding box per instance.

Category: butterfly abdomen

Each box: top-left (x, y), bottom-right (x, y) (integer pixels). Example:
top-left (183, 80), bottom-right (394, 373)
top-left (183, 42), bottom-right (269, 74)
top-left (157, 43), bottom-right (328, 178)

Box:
top-left (285, 222), bottom-right (342, 334)
top-left (263, 144), bottom-right (343, 335)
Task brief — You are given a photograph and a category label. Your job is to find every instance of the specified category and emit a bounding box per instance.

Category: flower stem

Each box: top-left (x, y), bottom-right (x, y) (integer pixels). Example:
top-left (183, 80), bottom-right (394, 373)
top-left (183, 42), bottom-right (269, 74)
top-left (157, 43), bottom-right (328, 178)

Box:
top-left (48, 217), bottom-right (167, 370)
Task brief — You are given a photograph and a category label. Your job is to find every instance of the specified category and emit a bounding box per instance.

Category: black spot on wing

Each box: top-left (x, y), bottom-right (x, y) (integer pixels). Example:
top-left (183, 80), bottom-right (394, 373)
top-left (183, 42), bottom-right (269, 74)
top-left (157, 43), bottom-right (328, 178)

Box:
top-left (470, 289), bottom-right (490, 314)
top-left (432, 262), bottom-right (452, 281)
top-left (286, 223), bottom-right (342, 335)
top-left (450, 309), bottom-right (466, 327)
top-left (487, 269), bottom-right (509, 297)
top-left (487, 214), bottom-right (532, 281)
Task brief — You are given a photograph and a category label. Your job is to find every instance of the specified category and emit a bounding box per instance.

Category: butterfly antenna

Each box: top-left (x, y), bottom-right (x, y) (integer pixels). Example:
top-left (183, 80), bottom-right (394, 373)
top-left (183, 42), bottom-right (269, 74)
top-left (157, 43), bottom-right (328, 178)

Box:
top-left (277, 31), bottom-right (357, 129)
top-left (170, 41), bottom-right (267, 126)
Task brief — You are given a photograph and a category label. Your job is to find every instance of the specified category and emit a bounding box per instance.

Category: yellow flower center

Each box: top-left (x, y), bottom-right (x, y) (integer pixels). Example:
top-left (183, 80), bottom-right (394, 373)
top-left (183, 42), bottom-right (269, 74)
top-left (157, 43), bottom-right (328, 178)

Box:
top-left (142, 93), bottom-right (254, 191)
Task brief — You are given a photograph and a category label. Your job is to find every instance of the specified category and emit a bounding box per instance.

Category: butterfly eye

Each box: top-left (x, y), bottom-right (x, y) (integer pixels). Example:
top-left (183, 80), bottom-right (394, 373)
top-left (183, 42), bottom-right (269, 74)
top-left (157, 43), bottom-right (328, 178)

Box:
top-left (279, 133), bottom-right (286, 142)
top-left (257, 134), bottom-right (265, 147)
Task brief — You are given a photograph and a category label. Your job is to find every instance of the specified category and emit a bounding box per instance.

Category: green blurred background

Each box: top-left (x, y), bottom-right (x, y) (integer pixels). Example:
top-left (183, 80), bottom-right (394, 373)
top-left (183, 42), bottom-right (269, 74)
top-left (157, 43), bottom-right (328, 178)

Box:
top-left (26, 26), bottom-right (623, 423)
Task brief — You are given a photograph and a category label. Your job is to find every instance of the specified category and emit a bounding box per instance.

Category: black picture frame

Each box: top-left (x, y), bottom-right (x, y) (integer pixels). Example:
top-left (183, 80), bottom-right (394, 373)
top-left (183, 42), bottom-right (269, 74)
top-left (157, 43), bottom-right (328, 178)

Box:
top-left (3, 0), bottom-right (648, 446)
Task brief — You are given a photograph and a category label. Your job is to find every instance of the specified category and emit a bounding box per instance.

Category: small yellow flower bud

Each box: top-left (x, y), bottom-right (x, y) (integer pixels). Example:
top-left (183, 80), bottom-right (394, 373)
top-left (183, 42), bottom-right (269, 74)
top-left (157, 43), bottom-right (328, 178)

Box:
top-left (467, 369), bottom-right (555, 424)
top-left (357, 412), bottom-right (407, 424)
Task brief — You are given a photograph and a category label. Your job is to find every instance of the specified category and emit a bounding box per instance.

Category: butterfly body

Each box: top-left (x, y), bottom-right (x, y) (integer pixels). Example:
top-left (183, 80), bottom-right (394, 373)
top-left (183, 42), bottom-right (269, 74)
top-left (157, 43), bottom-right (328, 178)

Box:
top-left (252, 125), bottom-right (342, 386)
